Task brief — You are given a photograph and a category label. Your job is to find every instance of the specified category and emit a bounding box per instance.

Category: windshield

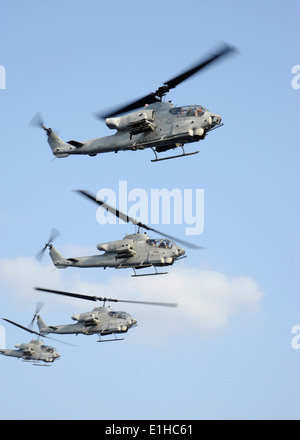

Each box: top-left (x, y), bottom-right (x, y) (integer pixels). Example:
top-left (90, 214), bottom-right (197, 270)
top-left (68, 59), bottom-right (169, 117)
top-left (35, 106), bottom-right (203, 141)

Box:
top-left (147, 239), bottom-right (173, 249)
top-left (41, 345), bottom-right (53, 353)
top-left (109, 311), bottom-right (129, 320)
top-left (169, 105), bottom-right (206, 116)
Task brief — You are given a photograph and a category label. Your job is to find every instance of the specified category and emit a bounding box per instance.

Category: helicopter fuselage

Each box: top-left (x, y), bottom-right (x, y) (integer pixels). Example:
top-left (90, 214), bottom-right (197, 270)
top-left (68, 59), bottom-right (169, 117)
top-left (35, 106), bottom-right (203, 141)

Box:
top-left (45, 102), bottom-right (222, 159)
top-left (48, 232), bottom-right (185, 271)
top-left (37, 307), bottom-right (137, 338)
top-left (0, 340), bottom-right (60, 363)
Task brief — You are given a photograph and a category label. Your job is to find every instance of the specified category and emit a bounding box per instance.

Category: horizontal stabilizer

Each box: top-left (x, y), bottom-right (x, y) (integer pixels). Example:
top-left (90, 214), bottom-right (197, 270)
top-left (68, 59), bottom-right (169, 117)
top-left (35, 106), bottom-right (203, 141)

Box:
top-left (67, 140), bottom-right (84, 148)
top-left (67, 258), bottom-right (80, 263)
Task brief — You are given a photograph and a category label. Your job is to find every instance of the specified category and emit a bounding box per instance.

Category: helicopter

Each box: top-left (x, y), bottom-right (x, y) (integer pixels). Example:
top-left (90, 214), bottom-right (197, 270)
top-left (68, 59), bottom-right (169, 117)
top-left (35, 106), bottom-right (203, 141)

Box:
top-left (35, 286), bottom-right (177, 342)
top-left (37, 190), bottom-right (203, 277)
top-left (31, 42), bottom-right (236, 162)
top-left (0, 304), bottom-right (61, 366)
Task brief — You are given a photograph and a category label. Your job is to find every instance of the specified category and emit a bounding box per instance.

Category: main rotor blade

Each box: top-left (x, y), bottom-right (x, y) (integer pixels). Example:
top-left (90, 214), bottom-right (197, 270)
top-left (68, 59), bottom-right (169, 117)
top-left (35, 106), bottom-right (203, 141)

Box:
top-left (163, 42), bottom-right (236, 90)
top-left (75, 189), bottom-right (203, 249)
top-left (35, 287), bottom-right (100, 302)
top-left (2, 318), bottom-right (76, 347)
top-left (44, 335), bottom-right (77, 347)
top-left (109, 298), bottom-right (178, 307)
top-left (2, 318), bottom-right (45, 338)
top-left (75, 189), bottom-right (136, 224)
top-left (139, 224), bottom-right (204, 250)
top-left (98, 42), bottom-right (236, 119)
top-left (96, 93), bottom-right (160, 120)
top-left (35, 287), bottom-right (178, 307)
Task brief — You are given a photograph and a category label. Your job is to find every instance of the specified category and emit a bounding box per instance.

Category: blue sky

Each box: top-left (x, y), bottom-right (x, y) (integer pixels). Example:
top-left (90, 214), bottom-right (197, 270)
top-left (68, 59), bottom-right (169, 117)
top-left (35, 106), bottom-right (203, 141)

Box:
top-left (0, 0), bottom-right (299, 420)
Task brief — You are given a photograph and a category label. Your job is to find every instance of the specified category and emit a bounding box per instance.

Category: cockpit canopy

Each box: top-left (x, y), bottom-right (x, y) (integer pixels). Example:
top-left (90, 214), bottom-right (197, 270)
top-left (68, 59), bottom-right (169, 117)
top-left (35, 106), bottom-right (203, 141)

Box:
top-left (169, 105), bottom-right (207, 117)
top-left (41, 345), bottom-right (54, 353)
top-left (108, 311), bottom-right (131, 320)
top-left (146, 239), bottom-right (174, 249)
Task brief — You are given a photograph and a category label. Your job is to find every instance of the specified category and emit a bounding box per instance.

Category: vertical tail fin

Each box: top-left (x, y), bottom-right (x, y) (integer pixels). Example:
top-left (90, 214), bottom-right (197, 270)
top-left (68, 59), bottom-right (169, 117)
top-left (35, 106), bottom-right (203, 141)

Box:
top-left (49, 245), bottom-right (69, 268)
top-left (37, 316), bottom-right (49, 334)
top-left (30, 113), bottom-right (71, 158)
top-left (45, 129), bottom-right (71, 158)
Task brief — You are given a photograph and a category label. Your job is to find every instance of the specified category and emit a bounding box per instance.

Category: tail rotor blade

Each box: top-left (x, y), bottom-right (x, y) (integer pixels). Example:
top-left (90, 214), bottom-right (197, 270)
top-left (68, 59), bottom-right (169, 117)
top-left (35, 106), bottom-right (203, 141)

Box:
top-left (29, 301), bottom-right (44, 329)
top-left (36, 229), bottom-right (60, 261)
top-left (48, 228), bottom-right (60, 244)
top-left (35, 301), bottom-right (44, 316)
top-left (29, 111), bottom-right (45, 129)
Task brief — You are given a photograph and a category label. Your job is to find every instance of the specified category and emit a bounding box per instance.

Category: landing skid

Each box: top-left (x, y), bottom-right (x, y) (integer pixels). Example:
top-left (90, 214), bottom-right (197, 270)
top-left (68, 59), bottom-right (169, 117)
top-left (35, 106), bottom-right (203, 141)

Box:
top-left (151, 146), bottom-right (199, 162)
top-left (97, 334), bottom-right (124, 343)
top-left (131, 267), bottom-right (168, 278)
top-left (22, 360), bottom-right (53, 367)
top-left (33, 363), bottom-right (52, 367)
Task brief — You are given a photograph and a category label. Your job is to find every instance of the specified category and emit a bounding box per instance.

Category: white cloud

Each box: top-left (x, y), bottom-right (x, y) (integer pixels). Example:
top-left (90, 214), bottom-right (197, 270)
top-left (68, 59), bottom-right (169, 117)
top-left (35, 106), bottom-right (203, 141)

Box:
top-left (107, 268), bottom-right (265, 333)
top-left (0, 257), bottom-right (265, 336)
top-left (0, 256), bottom-right (63, 311)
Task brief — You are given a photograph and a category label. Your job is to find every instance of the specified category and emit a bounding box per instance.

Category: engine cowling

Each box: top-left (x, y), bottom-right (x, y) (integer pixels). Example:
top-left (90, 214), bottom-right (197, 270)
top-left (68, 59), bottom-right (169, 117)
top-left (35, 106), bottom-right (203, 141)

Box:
top-left (72, 311), bottom-right (100, 326)
top-left (97, 239), bottom-right (134, 253)
top-left (106, 109), bottom-right (156, 133)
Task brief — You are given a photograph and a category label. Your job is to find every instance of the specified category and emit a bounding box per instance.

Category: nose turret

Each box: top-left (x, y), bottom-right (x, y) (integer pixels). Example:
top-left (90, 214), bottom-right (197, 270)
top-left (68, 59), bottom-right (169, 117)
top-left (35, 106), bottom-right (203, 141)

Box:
top-left (126, 314), bottom-right (137, 327)
top-left (175, 247), bottom-right (185, 257)
top-left (211, 113), bottom-right (222, 125)
top-left (204, 111), bottom-right (222, 129)
top-left (130, 318), bottom-right (137, 327)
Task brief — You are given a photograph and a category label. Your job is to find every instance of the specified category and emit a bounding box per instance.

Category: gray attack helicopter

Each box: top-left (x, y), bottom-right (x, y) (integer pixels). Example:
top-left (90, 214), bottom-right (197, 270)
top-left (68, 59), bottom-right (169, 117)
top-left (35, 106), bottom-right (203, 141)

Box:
top-left (37, 190), bottom-right (202, 277)
top-left (0, 304), bottom-right (61, 366)
top-left (31, 43), bottom-right (236, 162)
top-left (35, 287), bottom-right (177, 342)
